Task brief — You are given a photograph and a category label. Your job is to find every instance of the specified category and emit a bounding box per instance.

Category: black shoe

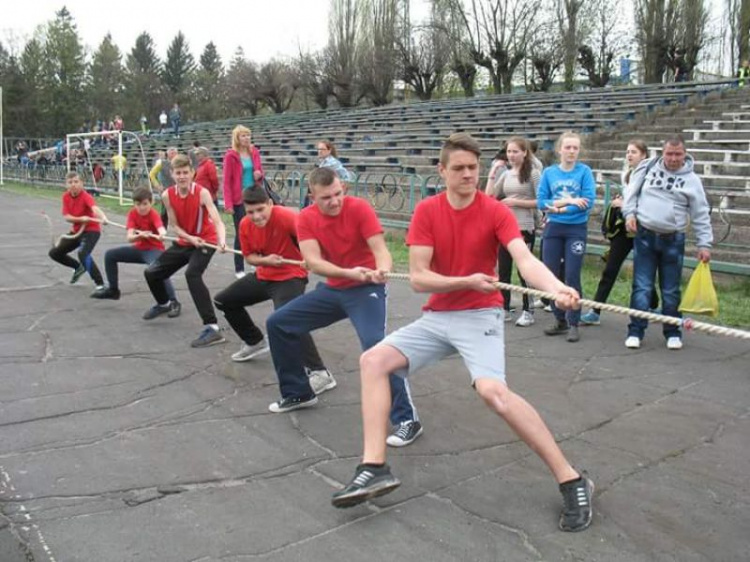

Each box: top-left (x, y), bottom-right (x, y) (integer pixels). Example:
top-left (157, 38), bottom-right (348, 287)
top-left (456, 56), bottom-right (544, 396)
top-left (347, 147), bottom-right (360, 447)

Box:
top-left (143, 303), bottom-right (171, 320)
top-left (70, 265), bottom-right (86, 284)
top-left (566, 325), bottom-right (580, 343)
top-left (559, 472), bottom-right (594, 532)
top-left (268, 394), bottom-right (318, 413)
top-left (167, 300), bottom-right (182, 318)
top-left (544, 319), bottom-right (569, 336)
top-left (90, 287), bottom-right (120, 300)
top-left (386, 420), bottom-right (424, 447)
top-left (331, 464), bottom-right (401, 508)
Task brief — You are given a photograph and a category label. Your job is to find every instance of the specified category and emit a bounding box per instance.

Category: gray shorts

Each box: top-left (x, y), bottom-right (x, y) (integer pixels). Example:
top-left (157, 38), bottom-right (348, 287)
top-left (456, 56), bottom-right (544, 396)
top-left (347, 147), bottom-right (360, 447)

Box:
top-left (383, 308), bottom-right (506, 384)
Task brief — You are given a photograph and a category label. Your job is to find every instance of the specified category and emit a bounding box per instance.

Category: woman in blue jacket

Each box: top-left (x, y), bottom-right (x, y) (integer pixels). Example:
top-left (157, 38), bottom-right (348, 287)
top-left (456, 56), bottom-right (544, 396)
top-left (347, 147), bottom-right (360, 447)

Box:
top-left (537, 132), bottom-right (595, 342)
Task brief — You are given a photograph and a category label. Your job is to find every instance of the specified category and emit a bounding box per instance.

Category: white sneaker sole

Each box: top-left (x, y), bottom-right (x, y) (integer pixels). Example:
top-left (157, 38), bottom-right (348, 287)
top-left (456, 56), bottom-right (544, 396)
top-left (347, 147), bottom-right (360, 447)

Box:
top-left (311, 378), bottom-right (337, 395)
top-left (231, 345), bottom-right (270, 362)
top-left (386, 425), bottom-right (424, 447)
top-left (268, 396), bottom-right (318, 413)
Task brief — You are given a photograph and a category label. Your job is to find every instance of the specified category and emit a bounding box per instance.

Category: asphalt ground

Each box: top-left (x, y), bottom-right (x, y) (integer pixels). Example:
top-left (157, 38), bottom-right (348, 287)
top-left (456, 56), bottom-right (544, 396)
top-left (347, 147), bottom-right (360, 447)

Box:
top-left (0, 190), bottom-right (748, 562)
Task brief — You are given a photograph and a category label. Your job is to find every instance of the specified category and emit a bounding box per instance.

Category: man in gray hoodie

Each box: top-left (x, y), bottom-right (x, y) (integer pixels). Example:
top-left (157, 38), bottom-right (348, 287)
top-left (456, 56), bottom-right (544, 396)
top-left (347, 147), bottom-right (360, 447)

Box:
top-left (622, 135), bottom-right (712, 350)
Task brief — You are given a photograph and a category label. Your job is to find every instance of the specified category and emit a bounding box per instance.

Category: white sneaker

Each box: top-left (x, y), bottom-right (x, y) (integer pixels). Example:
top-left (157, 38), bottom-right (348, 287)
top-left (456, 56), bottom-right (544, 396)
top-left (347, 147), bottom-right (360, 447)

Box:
top-left (308, 369), bottom-right (337, 395)
top-left (231, 338), bottom-right (269, 362)
top-left (666, 337), bottom-right (683, 350)
top-left (515, 310), bottom-right (535, 327)
top-left (533, 298), bottom-right (544, 309)
top-left (625, 336), bottom-right (641, 349)
top-left (235, 271), bottom-right (247, 279)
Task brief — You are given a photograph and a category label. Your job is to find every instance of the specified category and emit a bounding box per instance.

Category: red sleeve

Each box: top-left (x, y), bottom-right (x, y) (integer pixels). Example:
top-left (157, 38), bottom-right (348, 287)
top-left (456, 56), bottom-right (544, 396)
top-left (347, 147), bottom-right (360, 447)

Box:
top-left (296, 209), bottom-right (315, 242)
top-left (61, 193), bottom-right (72, 216)
top-left (353, 198), bottom-right (383, 240)
top-left (126, 209), bottom-right (137, 229)
top-left (222, 151), bottom-right (235, 208)
top-left (494, 203), bottom-right (522, 248)
top-left (150, 208), bottom-right (164, 230)
top-left (278, 207), bottom-right (299, 238)
top-left (209, 161), bottom-right (219, 190)
top-left (81, 191), bottom-right (96, 214)
top-left (238, 216), bottom-right (254, 256)
top-left (406, 200), bottom-right (434, 247)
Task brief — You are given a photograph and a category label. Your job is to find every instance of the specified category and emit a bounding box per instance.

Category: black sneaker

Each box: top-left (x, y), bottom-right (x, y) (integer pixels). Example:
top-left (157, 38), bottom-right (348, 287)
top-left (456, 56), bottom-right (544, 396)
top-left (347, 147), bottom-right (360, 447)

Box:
top-left (90, 287), bottom-right (120, 300)
top-left (386, 420), bottom-right (424, 447)
top-left (167, 300), bottom-right (182, 318)
top-left (331, 464), bottom-right (401, 508)
top-left (142, 303), bottom-right (171, 320)
top-left (70, 265), bottom-right (86, 284)
top-left (544, 319), bottom-right (569, 336)
top-left (268, 394), bottom-right (318, 413)
top-left (190, 326), bottom-right (226, 348)
top-left (559, 472), bottom-right (594, 532)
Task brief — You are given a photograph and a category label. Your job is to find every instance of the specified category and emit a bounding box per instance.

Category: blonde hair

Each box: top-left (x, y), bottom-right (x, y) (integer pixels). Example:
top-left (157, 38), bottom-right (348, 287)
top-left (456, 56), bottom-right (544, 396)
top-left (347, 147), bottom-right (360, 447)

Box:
top-left (555, 131), bottom-right (582, 154)
top-left (231, 125), bottom-right (252, 152)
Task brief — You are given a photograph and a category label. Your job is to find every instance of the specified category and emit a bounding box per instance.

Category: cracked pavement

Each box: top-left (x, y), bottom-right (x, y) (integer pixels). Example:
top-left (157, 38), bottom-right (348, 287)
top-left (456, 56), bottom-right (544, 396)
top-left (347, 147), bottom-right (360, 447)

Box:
top-left (0, 190), bottom-right (748, 562)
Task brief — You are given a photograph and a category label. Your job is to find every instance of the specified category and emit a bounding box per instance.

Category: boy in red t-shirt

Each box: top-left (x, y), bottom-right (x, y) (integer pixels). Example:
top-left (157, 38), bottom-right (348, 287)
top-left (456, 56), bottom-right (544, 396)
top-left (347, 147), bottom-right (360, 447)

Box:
top-left (264, 168), bottom-right (422, 448)
top-left (332, 133), bottom-right (595, 534)
top-left (48, 171), bottom-right (107, 287)
top-left (213, 188), bottom-right (335, 392)
top-left (91, 187), bottom-right (179, 310)
top-left (144, 155), bottom-right (227, 348)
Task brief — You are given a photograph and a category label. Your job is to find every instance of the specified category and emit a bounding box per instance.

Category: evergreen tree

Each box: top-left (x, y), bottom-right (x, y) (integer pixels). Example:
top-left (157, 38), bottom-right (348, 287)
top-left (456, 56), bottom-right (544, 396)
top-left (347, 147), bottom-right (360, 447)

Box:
top-left (0, 44), bottom-right (28, 137)
top-left (225, 48), bottom-right (262, 116)
top-left (192, 42), bottom-right (225, 121)
top-left (19, 38), bottom-right (46, 136)
top-left (89, 34), bottom-right (126, 126)
top-left (124, 32), bottom-right (166, 128)
top-left (162, 32), bottom-right (195, 98)
top-left (41, 7), bottom-right (88, 135)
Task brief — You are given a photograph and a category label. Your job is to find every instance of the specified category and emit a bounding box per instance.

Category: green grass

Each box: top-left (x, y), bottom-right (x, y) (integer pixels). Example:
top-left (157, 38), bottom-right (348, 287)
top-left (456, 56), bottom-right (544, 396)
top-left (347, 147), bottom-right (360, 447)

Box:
top-left (4, 180), bottom-right (749, 328)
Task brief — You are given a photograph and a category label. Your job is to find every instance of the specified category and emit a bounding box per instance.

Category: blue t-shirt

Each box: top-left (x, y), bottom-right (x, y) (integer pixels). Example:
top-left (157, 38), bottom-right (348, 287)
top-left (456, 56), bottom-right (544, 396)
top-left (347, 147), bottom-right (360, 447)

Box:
top-left (241, 156), bottom-right (255, 189)
top-left (537, 162), bottom-right (596, 225)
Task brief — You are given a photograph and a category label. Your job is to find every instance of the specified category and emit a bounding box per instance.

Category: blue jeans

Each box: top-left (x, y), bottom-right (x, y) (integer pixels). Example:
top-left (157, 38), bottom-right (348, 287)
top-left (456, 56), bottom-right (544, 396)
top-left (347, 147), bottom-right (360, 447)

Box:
top-left (628, 228), bottom-right (685, 339)
top-left (542, 222), bottom-right (587, 326)
top-left (232, 205), bottom-right (246, 273)
top-left (266, 282), bottom-right (418, 425)
top-left (104, 245), bottom-right (175, 300)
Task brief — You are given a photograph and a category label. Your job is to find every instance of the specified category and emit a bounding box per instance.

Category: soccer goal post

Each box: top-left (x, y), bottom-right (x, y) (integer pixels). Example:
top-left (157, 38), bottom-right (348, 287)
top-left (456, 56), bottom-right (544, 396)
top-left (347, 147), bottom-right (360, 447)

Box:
top-left (66, 130), bottom-right (127, 205)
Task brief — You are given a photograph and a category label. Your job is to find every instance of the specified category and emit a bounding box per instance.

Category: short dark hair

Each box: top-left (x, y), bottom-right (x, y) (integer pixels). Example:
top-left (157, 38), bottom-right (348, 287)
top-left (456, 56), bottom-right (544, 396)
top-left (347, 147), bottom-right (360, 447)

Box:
top-left (663, 135), bottom-right (685, 149)
top-left (242, 187), bottom-right (269, 205)
top-left (132, 186), bottom-right (153, 203)
top-left (65, 171), bottom-right (80, 181)
top-left (440, 133), bottom-right (481, 166)
top-left (308, 166), bottom-right (337, 189)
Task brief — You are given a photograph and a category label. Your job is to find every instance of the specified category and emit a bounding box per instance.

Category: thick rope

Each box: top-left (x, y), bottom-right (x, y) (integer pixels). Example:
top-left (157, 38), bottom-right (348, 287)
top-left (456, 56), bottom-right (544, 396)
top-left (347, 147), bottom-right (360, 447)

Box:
top-left (41, 211), bottom-right (89, 248)
top-left (105, 221), bottom-right (305, 267)
top-left (385, 272), bottom-right (750, 341)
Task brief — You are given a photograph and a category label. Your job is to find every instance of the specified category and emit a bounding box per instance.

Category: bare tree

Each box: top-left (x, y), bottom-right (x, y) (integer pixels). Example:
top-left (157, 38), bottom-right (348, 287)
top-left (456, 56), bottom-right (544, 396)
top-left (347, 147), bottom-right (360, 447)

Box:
top-left (326, 0), bottom-right (361, 107)
top-left (557, 0), bottom-right (587, 90)
top-left (225, 48), bottom-right (262, 116)
top-left (432, 0), bottom-right (479, 96)
top-left (527, 18), bottom-right (564, 91)
top-left (670, 0), bottom-right (708, 80)
top-left (448, 0), bottom-right (541, 94)
top-left (359, 0), bottom-right (400, 106)
top-left (634, 0), bottom-right (680, 83)
top-left (297, 51), bottom-right (335, 109)
top-left (258, 59), bottom-right (300, 114)
top-left (576, 0), bottom-right (625, 87)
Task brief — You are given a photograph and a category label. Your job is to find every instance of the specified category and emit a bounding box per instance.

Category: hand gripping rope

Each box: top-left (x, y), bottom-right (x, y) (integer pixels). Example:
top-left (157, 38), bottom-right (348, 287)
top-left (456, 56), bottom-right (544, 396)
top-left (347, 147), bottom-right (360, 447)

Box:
top-left (104, 221), bottom-right (305, 268)
top-left (383, 272), bottom-right (750, 341)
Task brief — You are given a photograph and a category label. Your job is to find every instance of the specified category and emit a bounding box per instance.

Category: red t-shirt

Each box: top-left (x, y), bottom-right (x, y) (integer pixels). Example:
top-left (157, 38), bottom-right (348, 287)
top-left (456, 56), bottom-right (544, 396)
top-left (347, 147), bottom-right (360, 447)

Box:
top-left (62, 190), bottom-right (100, 233)
top-left (127, 208), bottom-right (166, 251)
top-left (166, 183), bottom-right (218, 246)
top-left (239, 206), bottom-right (306, 282)
top-left (297, 196), bottom-right (383, 289)
top-left (407, 191), bottom-right (521, 311)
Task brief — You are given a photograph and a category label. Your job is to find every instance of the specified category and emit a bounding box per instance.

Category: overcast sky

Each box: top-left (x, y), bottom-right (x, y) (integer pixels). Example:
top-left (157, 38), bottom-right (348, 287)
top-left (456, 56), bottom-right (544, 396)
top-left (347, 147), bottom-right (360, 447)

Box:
top-left (1, 1), bottom-right (339, 64)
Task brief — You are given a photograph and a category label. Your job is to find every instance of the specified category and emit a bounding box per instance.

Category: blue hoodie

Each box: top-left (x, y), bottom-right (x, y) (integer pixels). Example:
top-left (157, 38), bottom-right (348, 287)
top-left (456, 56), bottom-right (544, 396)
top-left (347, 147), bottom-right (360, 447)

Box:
top-left (537, 162), bottom-right (596, 225)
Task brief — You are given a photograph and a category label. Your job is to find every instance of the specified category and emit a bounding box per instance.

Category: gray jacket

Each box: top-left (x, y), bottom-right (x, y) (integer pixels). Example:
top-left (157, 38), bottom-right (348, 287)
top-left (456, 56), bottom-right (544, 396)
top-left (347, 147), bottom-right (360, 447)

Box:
top-left (622, 155), bottom-right (713, 248)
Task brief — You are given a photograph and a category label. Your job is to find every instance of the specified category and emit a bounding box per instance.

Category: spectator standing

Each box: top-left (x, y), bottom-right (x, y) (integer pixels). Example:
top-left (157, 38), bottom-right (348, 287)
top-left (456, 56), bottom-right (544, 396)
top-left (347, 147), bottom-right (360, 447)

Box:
top-left (580, 139), bottom-right (658, 326)
top-left (316, 140), bottom-right (352, 181)
top-left (622, 136), bottom-right (712, 350)
top-left (537, 132), bottom-right (595, 343)
top-left (194, 147), bottom-right (219, 203)
top-left (159, 110), bottom-right (168, 134)
top-left (223, 125), bottom-right (265, 278)
top-left (140, 114), bottom-right (148, 135)
top-left (169, 104), bottom-right (181, 138)
top-left (737, 60), bottom-right (750, 87)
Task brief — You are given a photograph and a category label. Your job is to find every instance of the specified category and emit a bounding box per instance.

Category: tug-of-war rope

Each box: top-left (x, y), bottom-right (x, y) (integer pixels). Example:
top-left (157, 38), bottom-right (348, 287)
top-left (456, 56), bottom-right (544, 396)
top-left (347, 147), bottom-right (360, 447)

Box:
top-left (44, 214), bottom-right (750, 341)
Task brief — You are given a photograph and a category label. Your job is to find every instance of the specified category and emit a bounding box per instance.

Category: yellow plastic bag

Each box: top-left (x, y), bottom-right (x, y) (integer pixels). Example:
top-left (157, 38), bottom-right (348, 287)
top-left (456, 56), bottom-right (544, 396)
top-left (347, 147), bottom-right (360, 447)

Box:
top-left (679, 262), bottom-right (719, 317)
